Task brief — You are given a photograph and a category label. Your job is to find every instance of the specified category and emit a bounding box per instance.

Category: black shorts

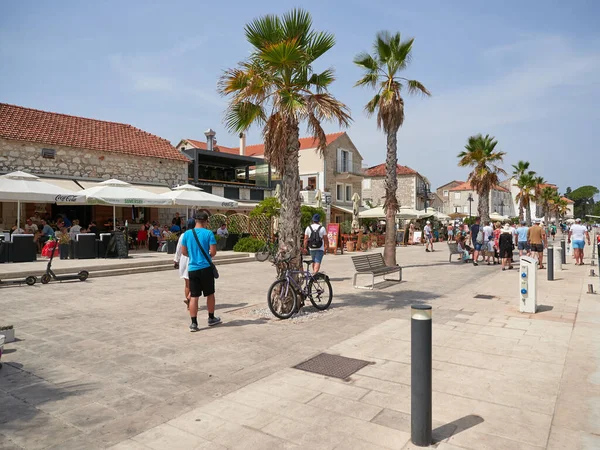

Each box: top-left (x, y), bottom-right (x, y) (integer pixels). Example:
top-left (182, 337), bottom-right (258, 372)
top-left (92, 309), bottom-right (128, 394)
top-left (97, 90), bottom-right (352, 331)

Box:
top-left (531, 243), bottom-right (544, 253)
top-left (499, 247), bottom-right (512, 258)
top-left (188, 267), bottom-right (215, 298)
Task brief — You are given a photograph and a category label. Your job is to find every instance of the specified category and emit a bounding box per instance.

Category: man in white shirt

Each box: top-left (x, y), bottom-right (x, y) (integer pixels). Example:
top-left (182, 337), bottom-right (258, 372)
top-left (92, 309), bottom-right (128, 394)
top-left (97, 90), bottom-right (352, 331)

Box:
top-left (482, 221), bottom-right (494, 263)
top-left (568, 218), bottom-right (590, 265)
top-left (24, 219), bottom-right (38, 235)
top-left (216, 223), bottom-right (229, 237)
top-left (303, 214), bottom-right (329, 273)
top-left (424, 220), bottom-right (434, 252)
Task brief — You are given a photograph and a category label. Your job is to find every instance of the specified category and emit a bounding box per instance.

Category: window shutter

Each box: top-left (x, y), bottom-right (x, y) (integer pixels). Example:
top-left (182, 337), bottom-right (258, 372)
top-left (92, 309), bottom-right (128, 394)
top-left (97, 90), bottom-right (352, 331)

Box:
top-left (347, 151), bottom-right (353, 172)
top-left (337, 148), bottom-right (342, 172)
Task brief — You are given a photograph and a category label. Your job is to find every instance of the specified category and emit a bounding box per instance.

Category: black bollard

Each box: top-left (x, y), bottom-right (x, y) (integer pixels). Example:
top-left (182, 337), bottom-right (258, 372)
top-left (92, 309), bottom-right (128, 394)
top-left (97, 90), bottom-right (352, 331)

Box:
top-left (561, 239), bottom-right (566, 264)
top-left (411, 304), bottom-right (432, 447)
top-left (547, 246), bottom-right (554, 281)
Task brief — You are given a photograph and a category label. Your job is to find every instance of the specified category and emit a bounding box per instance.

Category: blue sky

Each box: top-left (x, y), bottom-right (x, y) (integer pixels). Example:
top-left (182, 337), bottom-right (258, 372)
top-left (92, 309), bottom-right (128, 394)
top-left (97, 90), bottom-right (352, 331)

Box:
top-left (1, 0), bottom-right (599, 191)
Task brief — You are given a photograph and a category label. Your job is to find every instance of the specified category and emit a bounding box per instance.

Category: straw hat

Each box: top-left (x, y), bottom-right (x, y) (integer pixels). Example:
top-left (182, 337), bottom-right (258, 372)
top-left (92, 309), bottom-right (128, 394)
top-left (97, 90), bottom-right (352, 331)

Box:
top-left (501, 224), bottom-right (512, 233)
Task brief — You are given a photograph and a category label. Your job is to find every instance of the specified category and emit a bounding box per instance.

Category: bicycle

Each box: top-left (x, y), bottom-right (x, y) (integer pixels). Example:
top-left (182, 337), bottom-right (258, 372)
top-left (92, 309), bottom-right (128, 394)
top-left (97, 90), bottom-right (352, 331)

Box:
top-left (267, 256), bottom-right (333, 319)
top-left (255, 237), bottom-right (278, 262)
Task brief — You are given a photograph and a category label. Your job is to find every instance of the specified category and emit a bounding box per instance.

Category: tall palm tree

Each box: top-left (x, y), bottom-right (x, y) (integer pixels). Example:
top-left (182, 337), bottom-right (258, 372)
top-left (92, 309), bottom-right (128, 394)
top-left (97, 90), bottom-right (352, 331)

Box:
top-left (354, 31), bottom-right (430, 266)
top-left (532, 176), bottom-right (546, 220)
top-left (539, 186), bottom-right (556, 222)
top-left (457, 134), bottom-right (506, 225)
top-left (515, 173), bottom-right (536, 225)
top-left (219, 9), bottom-right (351, 266)
top-left (553, 197), bottom-right (569, 220)
top-left (511, 160), bottom-right (531, 221)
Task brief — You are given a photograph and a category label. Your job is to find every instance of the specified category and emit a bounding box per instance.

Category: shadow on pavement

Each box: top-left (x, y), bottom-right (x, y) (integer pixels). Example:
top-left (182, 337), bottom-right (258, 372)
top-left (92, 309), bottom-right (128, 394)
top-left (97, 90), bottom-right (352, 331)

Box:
top-left (537, 304), bottom-right (554, 313)
top-left (217, 318), bottom-right (270, 328)
top-left (336, 290), bottom-right (441, 310)
top-left (433, 414), bottom-right (485, 443)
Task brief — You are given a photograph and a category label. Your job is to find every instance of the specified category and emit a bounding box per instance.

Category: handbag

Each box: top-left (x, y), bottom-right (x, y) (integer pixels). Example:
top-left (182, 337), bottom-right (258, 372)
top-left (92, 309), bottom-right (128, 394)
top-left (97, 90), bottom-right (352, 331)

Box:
top-left (191, 228), bottom-right (219, 279)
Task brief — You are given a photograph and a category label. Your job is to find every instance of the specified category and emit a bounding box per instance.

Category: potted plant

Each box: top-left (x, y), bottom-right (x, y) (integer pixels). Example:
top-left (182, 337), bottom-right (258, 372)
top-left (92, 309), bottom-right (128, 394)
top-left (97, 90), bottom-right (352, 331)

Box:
top-left (346, 239), bottom-right (355, 252)
top-left (166, 233), bottom-right (179, 254)
top-left (361, 235), bottom-right (370, 251)
top-left (0, 325), bottom-right (15, 343)
top-left (58, 233), bottom-right (71, 259)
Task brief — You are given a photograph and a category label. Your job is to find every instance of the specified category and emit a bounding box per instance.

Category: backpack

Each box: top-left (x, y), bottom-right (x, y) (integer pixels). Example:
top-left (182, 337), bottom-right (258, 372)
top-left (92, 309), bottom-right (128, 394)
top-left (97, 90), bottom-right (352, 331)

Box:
top-left (476, 229), bottom-right (484, 245)
top-left (308, 225), bottom-right (323, 249)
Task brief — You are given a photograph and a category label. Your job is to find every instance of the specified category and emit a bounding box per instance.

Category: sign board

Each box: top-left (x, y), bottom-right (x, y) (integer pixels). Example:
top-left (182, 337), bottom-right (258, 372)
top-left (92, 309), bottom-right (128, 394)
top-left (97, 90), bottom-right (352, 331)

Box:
top-left (413, 231), bottom-right (422, 244)
top-left (324, 193), bottom-right (332, 205)
top-left (327, 223), bottom-right (340, 254)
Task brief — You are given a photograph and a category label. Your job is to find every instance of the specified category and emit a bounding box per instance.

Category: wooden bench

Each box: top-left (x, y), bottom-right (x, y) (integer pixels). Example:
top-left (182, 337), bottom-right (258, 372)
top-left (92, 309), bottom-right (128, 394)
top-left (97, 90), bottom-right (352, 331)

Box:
top-left (447, 242), bottom-right (464, 262)
top-left (351, 253), bottom-right (402, 289)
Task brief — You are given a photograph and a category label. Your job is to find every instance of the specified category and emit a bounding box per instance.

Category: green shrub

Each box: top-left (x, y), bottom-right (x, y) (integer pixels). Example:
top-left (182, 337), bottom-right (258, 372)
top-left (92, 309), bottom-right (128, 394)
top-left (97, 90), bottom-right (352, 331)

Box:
top-left (300, 205), bottom-right (326, 230)
top-left (233, 237), bottom-right (265, 253)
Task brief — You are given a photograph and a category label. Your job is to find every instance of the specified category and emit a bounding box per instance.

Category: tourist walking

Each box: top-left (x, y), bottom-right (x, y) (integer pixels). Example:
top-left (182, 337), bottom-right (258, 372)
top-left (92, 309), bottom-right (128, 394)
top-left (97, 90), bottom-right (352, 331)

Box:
top-left (303, 214), bottom-right (329, 273)
top-left (482, 221), bottom-right (494, 264)
top-left (409, 222), bottom-right (415, 245)
top-left (528, 220), bottom-right (547, 269)
top-left (515, 220), bottom-right (529, 257)
top-left (175, 218), bottom-right (195, 310)
top-left (470, 218), bottom-right (483, 266)
top-left (181, 212), bottom-right (221, 332)
top-left (424, 220), bottom-right (434, 252)
top-left (447, 223), bottom-right (454, 242)
top-left (499, 224), bottom-right (514, 271)
top-left (568, 218), bottom-right (590, 265)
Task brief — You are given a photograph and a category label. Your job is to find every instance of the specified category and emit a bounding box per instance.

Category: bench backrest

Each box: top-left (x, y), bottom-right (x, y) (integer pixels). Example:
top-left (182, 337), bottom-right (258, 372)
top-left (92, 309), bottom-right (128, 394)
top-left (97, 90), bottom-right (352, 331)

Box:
top-left (351, 253), bottom-right (387, 271)
top-left (447, 242), bottom-right (459, 253)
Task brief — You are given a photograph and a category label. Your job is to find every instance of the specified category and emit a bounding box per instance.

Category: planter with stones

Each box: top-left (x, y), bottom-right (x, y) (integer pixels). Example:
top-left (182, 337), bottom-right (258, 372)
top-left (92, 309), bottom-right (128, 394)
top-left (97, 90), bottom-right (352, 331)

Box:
top-left (0, 325), bottom-right (15, 344)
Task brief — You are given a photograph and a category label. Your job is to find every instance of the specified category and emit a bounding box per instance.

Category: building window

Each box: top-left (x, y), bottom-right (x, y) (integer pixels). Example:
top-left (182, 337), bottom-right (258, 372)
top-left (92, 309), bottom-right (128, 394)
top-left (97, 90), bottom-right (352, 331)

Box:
top-left (363, 178), bottom-right (371, 189)
top-left (464, 206), bottom-right (469, 213)
top-left (454, 192), bottom-right (461, 200)
top-left (224, 187), bottom-right (239, 199)
top-left (443, 190), bottom-right (449, 197)
top-left (337, 148), bottom-right (353, 173)
top-left (336, 183), bottom-right (343, 201)
top-left (308, 176), bottom-right (317, 190)
top-left (250, 190), bottom-right (264, 201)
top-left (345, 185), bottom-right (352, 202)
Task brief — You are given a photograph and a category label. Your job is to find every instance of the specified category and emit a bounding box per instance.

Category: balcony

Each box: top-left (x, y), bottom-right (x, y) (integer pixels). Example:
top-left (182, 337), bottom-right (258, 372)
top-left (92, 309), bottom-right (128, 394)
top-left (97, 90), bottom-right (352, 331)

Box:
top-left (334, 159), bottom-right (363, 180)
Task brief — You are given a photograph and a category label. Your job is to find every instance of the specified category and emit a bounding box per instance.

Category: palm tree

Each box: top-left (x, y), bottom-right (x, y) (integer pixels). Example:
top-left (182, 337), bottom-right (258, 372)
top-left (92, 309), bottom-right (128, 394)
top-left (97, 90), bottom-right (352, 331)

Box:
top-left (515, 173), bottom-right (536, 225)
top-left (539, 186), bottom-right (556, 222)
top-left (511, 160), bottom-right (531, 221)
top-left (554, 197), bottom-right (569, 220)
top-left (219, 9), bottom-right (351, 266)
top-left (354, 31), bottom-right (430, 266)
top-left (457, 134), bottom-right (506, 225)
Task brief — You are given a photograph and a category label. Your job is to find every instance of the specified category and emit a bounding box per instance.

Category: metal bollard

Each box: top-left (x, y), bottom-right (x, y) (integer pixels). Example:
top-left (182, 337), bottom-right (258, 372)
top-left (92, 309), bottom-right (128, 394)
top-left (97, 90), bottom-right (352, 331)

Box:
top-left (591, 269), bottom-right (596, 277)
top-left (547, 246), bottom-right (554, 281)
top-left (588, 284), bottom-right (595, 294)
top-left (560, 240), bottom-right (566, 264)
top-left (411, 304), bottom-right (432, 447)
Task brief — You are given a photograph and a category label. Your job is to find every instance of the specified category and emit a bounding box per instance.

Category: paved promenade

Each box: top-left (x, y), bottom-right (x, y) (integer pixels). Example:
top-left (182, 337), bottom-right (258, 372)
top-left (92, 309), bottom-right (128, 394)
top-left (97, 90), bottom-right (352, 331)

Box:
top-left (0, 243), bottom-right (598, 449)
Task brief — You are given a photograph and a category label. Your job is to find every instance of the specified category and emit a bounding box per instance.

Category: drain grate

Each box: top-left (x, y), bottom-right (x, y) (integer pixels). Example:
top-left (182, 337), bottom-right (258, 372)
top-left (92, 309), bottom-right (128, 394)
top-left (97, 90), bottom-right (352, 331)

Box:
top-left (474, 294), bottom-right (495, 299)
top-left (294, 353), bottom-right (372, 379)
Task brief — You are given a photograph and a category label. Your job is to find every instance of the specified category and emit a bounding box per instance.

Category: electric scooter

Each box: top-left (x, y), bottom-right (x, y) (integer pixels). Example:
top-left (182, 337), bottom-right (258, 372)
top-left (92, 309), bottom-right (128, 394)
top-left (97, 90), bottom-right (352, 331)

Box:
top-left (40, 243), bottom-right (89, 284)
top-left (0, 237), bottom-right (37, 286)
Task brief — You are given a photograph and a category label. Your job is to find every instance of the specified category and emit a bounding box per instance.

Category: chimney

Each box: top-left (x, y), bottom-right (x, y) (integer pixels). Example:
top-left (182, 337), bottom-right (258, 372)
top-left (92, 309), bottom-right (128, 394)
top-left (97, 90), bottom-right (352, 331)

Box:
top-left (204, 128), bottom-right (216, 151)
top-left (239, 132), bottom-right (246, 155)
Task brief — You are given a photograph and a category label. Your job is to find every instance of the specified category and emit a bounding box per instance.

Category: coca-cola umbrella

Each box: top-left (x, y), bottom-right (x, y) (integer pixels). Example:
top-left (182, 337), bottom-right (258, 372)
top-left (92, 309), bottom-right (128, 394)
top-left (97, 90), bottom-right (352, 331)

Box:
top-left (0, 171), bottom-right (83, 228)
top-left (72, 179), bottom-right (173, 230)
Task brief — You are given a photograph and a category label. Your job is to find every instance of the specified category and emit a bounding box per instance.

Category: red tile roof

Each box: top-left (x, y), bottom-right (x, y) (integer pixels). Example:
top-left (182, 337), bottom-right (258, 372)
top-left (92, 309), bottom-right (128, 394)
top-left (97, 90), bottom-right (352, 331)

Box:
top-left (561, 197), bottom-right (574, 204)
top-left (184, 132), bottom-right (346, 158)
top-left (0, 103), bottom-right (189, 162)
top-left (449, 181), bottom-right (509, 193)
top-left (184, 139), bottom-right (239, 155)
top-left (363, 163), bottom-right (417, 177)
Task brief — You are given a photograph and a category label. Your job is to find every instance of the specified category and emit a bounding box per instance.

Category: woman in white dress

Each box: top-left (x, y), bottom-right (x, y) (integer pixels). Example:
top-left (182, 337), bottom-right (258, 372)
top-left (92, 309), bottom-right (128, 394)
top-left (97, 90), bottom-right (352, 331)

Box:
top-left (174, 219), bottom-right (195, 308)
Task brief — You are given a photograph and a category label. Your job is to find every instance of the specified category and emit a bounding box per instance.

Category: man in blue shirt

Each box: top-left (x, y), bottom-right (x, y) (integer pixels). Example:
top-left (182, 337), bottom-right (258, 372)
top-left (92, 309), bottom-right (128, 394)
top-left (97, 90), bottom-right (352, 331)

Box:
top-left (470, 218), bottom-right (482, 266)
top-left (514, 220), bottom-right (530, 257)
top-left (181, 212), bottom-right (220, 331)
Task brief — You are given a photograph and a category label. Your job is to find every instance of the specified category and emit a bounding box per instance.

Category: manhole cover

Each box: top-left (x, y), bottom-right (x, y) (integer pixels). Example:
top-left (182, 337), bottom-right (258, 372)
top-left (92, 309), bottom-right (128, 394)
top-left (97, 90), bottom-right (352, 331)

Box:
top-left (294, 353), bottom-right (372, 379)
top-left (474, 294), bottom-right (495, 299)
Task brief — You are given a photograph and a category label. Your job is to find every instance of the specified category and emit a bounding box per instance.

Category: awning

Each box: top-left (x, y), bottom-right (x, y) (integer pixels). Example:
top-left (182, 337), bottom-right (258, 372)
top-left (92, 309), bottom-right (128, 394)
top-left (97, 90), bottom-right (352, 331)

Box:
top-left (331, 205), bottom-right (357, 215)
top-left (75, 180), bottom-right (171, 194)
top-left (39, 177), bottom-right (80, 192)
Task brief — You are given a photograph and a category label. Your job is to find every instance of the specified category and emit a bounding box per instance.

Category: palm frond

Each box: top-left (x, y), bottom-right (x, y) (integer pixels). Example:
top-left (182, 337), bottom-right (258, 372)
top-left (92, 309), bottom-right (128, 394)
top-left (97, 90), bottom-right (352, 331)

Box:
top-left (223, 102), bottom-right (266, 133)
top-left (281, 8), bottom-right (312, 43)
top-left (308, 68), bottom-right (335, 93)
top-left (364, 94), bottom-right (380, 116)
top-left (374, 31), bottom-right (392, 62)
top-left (245, 15), bottom-right (281, 49)
top-left (259, 38), bottom-right (303, 66)
top-left (406, 79), bottom-right (431, 97)
top-left (353, 52), bottom-right (380, 72)
top-left (305, 31), bottom-right (336, 62)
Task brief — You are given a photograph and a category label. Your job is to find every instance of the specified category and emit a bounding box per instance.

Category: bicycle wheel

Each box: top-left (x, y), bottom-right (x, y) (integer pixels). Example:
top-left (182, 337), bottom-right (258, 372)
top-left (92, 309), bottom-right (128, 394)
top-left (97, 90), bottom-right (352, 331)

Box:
top-left (255, 244), bottom-right (270, 262)
top-left (267, 278), bottom-right (297, 319)
top-left (307, 273), bottom-right (333, 310)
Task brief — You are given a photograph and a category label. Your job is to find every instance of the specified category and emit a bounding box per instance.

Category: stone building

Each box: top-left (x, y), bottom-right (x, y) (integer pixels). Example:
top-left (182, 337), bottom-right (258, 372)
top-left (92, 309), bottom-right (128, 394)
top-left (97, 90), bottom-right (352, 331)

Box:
top-left (361, 163), bottom-right (432, 211)
top-left (436, 180), bottom-right (464, 214)
top-left (0, 103), bottom-right (189, 228)
top-left (447, 181), bottom-right (514, 218)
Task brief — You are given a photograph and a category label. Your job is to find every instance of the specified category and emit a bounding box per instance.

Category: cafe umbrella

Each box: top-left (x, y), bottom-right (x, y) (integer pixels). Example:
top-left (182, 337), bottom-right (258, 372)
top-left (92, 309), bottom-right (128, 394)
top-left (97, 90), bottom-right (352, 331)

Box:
top-left (0, 171), bottom-right (82, 229)
top-left (72, 179), bottom-right (173, 230)
top-left (160, 184), bottom-right (238, 209)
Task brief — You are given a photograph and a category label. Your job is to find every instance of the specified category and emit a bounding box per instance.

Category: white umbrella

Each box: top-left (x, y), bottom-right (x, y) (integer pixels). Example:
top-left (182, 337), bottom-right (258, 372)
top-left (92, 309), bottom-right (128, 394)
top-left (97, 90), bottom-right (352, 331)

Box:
top-left (161, 184), bottom-right (238, 209)
top-left (74, 179), bottom-right (173, 230)
top-left (489, 212), bottom-right (508, 221)
top-left (359, 206), bottom-right (386, 219)
top-left (398, 207), bottom-right (424, 219)
top-left (314, 189), bottom-right (322, 209)
top-left (0, 171), bottom-right (82, 228)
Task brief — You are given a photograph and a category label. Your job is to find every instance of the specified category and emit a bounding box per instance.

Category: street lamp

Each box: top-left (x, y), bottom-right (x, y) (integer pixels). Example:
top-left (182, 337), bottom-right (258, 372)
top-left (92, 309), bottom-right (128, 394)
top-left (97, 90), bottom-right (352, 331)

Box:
top-left (467, 193), bottom-right (474, 217)
top-left (423, 185), bottom-right (430, 213)
top-left (499, 200), bottom-right (505, 216)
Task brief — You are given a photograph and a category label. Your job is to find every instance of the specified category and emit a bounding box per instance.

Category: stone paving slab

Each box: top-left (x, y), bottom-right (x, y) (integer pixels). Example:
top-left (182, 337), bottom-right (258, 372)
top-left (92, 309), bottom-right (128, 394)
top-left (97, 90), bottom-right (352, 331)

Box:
top-left (1, 243), bottom-right (598, 448)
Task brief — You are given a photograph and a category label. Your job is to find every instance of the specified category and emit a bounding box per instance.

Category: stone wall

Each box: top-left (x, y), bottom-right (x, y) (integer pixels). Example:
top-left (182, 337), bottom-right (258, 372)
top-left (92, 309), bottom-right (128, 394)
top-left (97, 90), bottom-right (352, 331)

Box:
top-left (362, 174), bottom-right (417, 209)
top-left (0, 138), bottom-right (188, 186)
top-left (323, 134), bottom-right (363, 207)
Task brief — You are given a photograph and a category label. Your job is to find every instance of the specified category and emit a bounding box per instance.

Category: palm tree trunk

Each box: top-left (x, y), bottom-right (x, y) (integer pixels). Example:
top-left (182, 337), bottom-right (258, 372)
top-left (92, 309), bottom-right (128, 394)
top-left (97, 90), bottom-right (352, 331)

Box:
top-left (518, 196), bottom-right (524, 222)
top-left (478, 189), bottom-right (490, 224)
top-left (278, 126), bottom-right (302, 269)
top-left (525, 200), bottom-right (532, 226)
top-left (383, 130), bottom-right (399, 267)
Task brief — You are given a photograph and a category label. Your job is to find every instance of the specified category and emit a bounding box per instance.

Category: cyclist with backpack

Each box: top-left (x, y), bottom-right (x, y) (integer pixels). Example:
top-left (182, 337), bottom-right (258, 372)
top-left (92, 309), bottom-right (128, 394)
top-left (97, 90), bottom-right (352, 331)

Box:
top-left (303, 214), bottom-right (329, 274)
